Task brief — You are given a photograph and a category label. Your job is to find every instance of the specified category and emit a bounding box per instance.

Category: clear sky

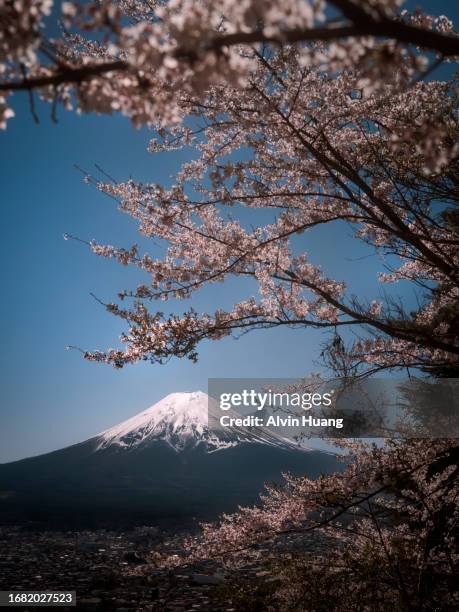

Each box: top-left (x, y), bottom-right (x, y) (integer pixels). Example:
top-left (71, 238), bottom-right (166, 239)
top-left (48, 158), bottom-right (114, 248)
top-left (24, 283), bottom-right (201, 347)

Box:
top-left (1, 0), bottom-right (457, 463)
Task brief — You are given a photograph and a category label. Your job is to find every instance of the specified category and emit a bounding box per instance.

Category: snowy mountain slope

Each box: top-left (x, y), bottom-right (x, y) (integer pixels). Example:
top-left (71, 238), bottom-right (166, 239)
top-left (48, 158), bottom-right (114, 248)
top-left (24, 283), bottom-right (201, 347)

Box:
top-left (97, 391), bottom-right (211, 451)
top-left (96, 391), bottom-right (305, 453)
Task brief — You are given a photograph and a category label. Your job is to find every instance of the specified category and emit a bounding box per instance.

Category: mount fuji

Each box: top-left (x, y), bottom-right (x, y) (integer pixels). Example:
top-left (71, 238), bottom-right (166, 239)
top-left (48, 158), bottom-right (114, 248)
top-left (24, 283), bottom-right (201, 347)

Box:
top-left (0, 392), bottom-right (339, 527)
top-left (96, 391), bottom-right (306, 453)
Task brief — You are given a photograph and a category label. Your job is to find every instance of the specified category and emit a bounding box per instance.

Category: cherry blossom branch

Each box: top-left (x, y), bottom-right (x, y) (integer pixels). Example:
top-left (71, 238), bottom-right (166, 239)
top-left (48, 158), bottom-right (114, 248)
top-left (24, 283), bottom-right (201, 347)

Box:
top-left (329, 0), bottom-right (459, 55)
top-left (1, 2), bottom-right (458, 100)
top-left (0, 60), bottom-right (127, 92)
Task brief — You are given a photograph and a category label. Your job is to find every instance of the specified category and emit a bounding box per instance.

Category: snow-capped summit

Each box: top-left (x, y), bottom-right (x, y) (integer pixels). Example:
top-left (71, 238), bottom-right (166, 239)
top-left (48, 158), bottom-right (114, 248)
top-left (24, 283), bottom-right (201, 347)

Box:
top-left (96, 391), bottom-right (304, 453)
top-left (97, 391), bottom-right (211, 452)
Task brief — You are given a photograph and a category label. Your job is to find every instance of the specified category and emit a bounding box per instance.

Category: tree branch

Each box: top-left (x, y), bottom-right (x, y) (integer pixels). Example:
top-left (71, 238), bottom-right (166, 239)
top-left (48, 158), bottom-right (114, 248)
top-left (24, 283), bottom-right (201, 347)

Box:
top-left (0, 60), bottom-right (127, 92)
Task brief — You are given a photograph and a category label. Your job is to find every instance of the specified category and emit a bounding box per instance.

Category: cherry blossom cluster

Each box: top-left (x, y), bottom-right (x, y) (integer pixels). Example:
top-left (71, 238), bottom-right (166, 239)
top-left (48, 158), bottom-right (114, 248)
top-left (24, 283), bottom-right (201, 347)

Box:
top-left (1, 1), bottom-right (458, 130)
top-left (0, 0), bottom-right (53, 127)
top-left (167, 436), bottom-right (458, 609)
top-left (0, 0), bottom-right (52, 63)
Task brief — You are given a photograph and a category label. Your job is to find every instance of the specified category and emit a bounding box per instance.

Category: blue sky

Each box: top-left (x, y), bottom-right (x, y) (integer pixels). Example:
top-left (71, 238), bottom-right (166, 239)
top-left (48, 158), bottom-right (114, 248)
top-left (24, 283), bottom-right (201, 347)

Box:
top-left (0, 0), bottom-right (457, 462)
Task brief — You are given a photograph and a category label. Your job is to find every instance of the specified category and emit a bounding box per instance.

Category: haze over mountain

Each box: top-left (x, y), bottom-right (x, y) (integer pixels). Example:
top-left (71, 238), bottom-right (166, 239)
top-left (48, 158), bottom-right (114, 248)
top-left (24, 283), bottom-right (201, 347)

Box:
top-left (0, 392), bottom-right (339, 528)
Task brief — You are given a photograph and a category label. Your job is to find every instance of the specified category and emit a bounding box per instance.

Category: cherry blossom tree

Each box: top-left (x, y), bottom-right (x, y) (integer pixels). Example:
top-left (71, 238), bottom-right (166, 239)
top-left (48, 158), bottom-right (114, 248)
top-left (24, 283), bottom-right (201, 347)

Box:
top-left (175, 437), bottom-right (458, 610)
top-left (3, 2), bottom-right (451, 374)
top-left (69, 46), bottom-right (458, 379)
